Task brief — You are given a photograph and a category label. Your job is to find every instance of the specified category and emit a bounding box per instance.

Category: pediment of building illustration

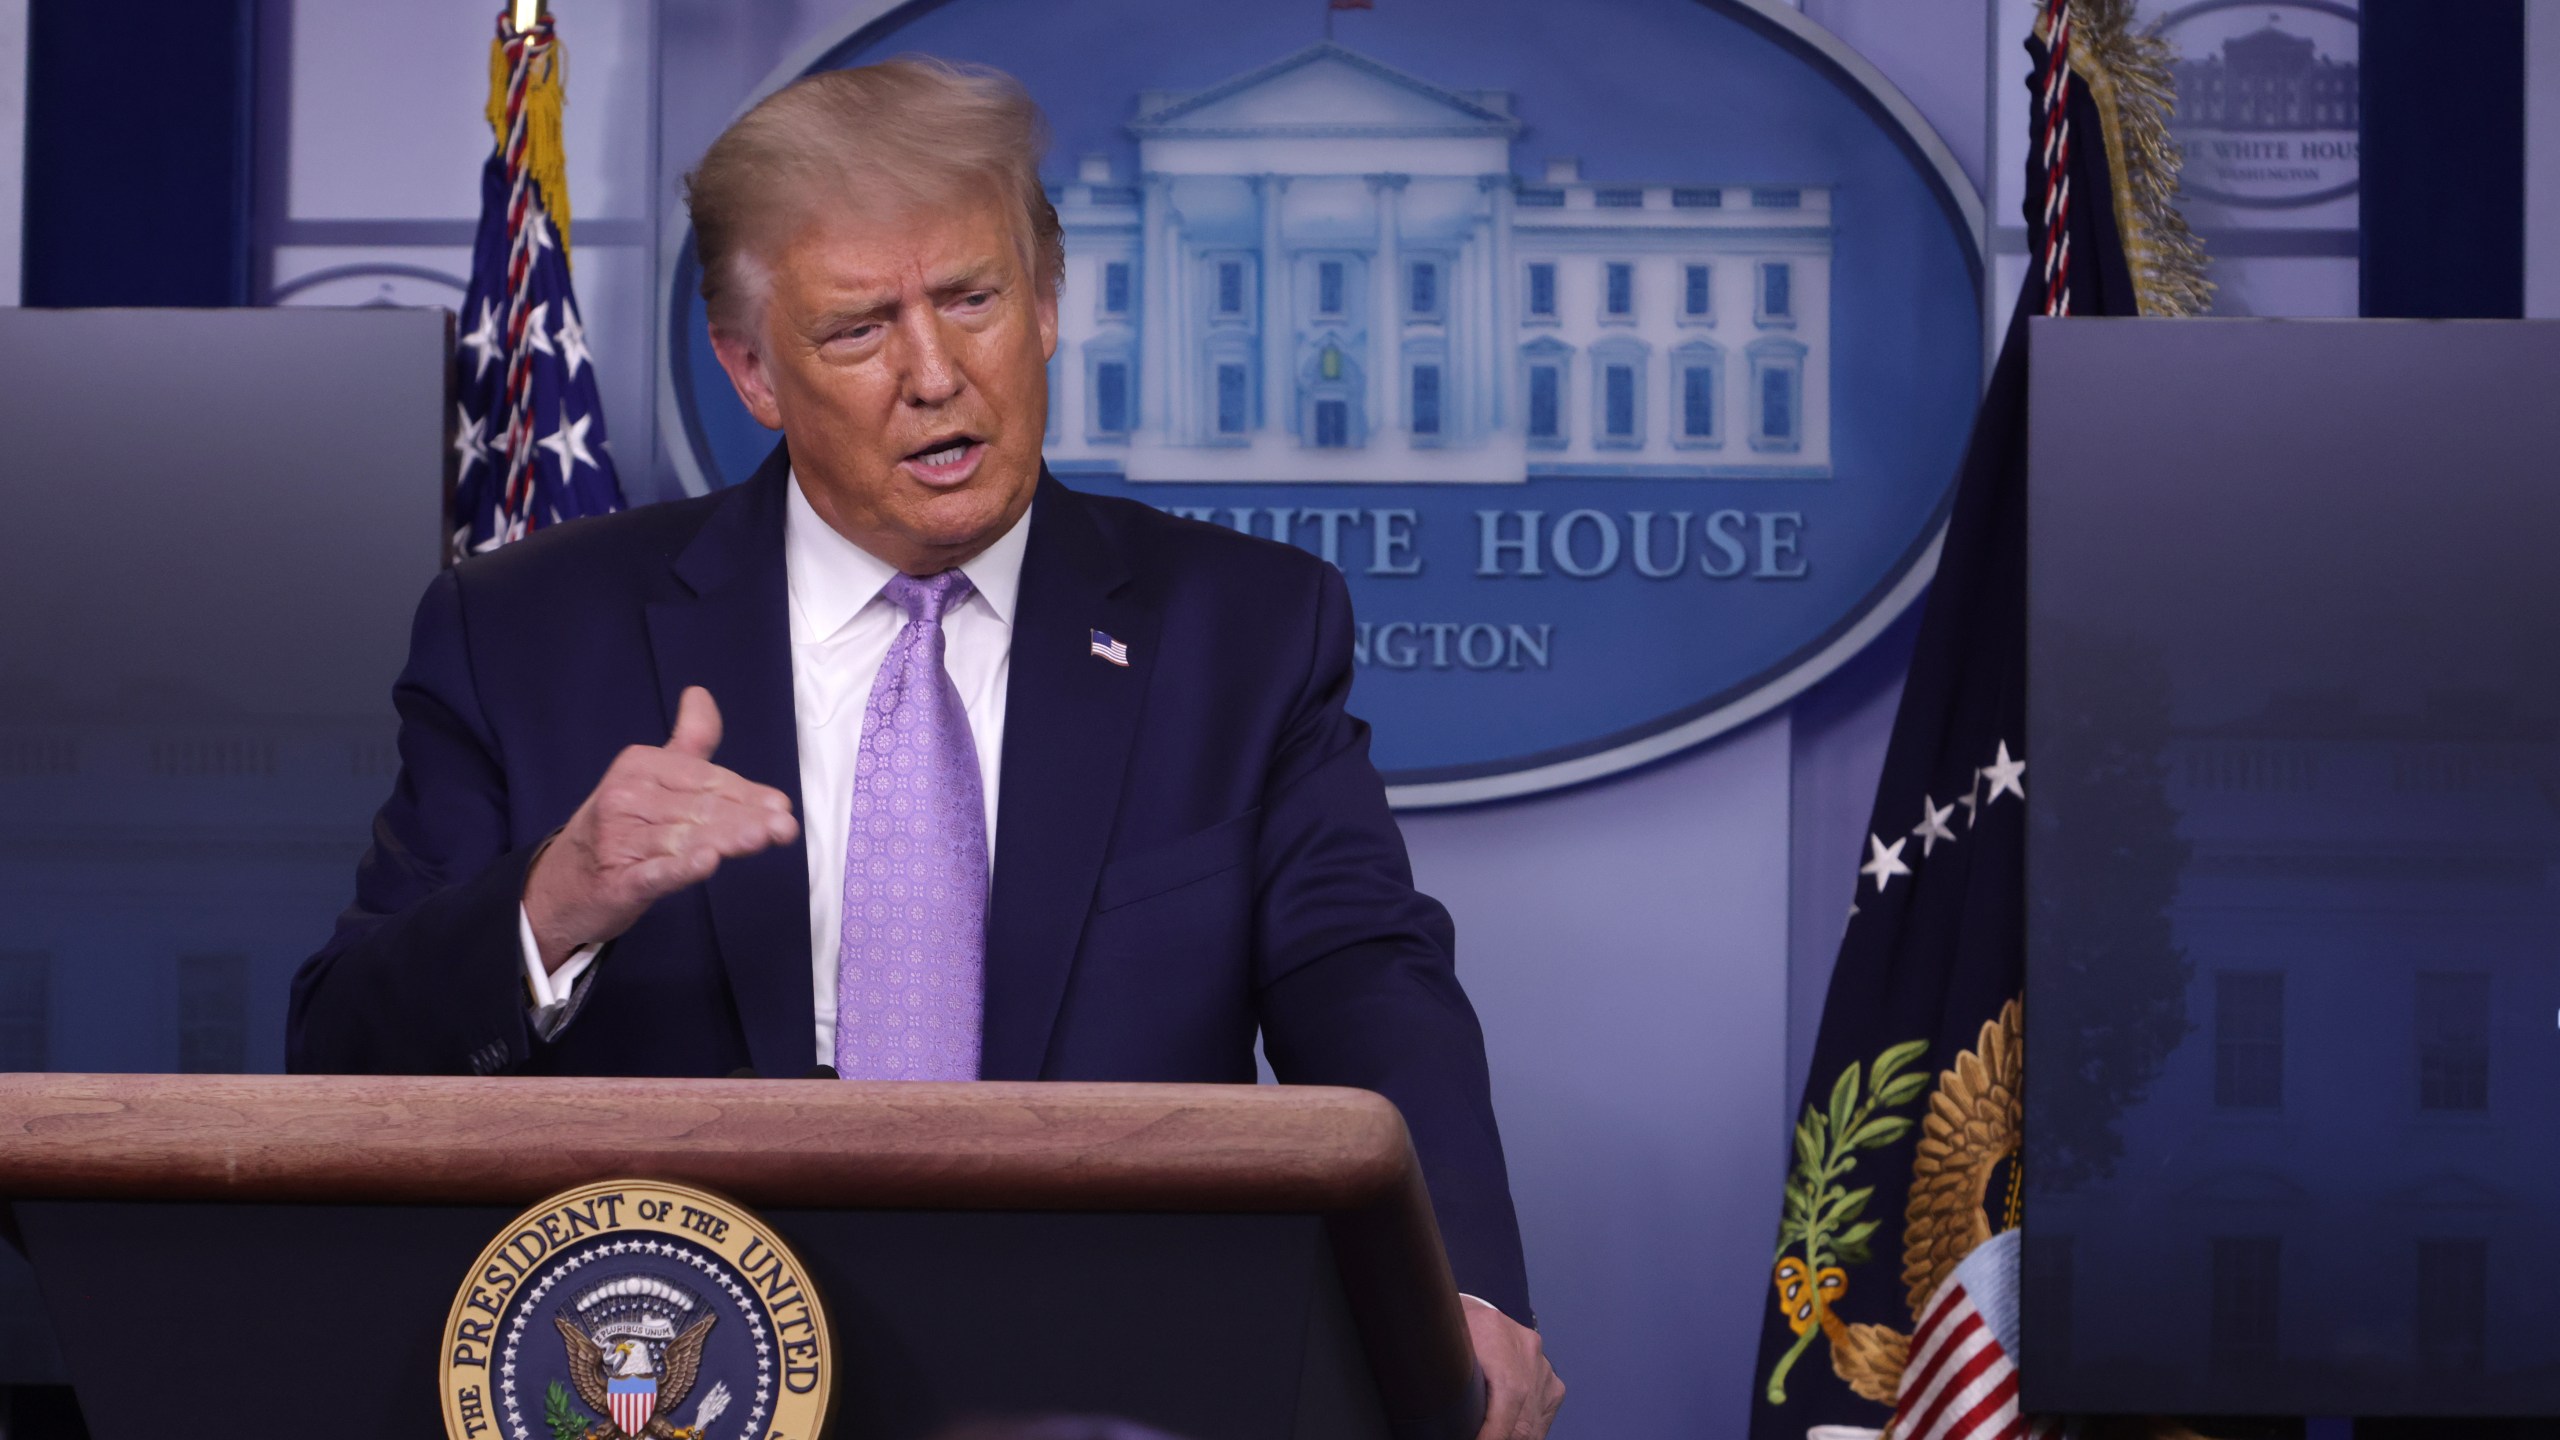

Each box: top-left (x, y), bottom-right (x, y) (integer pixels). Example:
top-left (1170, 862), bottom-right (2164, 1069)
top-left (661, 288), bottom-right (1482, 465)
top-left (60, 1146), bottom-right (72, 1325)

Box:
top-left (1130, 43), bottom-right (1519, 138)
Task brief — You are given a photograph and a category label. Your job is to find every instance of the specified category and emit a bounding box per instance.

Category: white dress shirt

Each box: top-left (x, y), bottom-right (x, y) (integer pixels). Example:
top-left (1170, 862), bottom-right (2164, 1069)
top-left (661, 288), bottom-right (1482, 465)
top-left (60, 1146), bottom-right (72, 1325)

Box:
top-left (523, 472), bottom-right (1029, 1063)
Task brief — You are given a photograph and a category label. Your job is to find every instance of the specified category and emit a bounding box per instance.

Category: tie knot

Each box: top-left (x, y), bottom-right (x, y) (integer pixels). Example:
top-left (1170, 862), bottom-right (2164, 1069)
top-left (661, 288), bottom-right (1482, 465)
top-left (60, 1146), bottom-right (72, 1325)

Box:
top-left (884, 568), bottom-right (974, 624)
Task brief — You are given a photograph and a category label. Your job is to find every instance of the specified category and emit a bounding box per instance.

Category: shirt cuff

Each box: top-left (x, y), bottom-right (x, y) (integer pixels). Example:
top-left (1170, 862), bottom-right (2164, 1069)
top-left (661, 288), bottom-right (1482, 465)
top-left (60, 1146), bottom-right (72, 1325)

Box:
top-left (1458, 1293), bottom-right (1533, 1330)
top-left (520, 904), bottom-right (601, 1039)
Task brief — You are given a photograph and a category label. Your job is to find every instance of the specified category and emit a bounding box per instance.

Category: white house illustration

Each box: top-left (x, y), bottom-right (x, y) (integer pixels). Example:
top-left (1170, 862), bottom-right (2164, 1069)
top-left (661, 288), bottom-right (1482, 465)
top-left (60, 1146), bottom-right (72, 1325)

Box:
top-left (1043, 43), bottom-right (1832, 485)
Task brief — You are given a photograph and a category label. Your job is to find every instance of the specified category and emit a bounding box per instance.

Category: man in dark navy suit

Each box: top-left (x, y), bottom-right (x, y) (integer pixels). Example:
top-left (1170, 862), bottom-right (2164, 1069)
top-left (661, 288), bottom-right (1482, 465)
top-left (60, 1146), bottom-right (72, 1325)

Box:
top-left (288, 57), bottom-right (1559, 1438)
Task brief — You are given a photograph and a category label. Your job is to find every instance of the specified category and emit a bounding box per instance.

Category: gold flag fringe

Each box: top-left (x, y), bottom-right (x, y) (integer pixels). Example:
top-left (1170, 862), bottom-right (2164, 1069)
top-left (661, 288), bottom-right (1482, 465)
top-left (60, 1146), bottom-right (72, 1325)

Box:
top-left (2059, 0), bottom-right (2214, 317)
top-left (486, 27), bottom-right (574, 262)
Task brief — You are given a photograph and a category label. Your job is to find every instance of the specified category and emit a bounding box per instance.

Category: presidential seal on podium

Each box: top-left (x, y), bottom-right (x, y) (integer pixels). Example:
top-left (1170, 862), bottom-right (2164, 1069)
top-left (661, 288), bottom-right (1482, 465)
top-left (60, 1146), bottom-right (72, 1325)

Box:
top-left (440, 1180), bottom-right (832, 1440)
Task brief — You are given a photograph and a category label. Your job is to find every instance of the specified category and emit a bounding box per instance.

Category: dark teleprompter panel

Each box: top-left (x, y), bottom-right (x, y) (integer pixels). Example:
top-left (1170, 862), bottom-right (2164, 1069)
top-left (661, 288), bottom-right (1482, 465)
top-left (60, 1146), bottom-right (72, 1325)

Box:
top-left (0, 308), bottom-right (446, 1383)
top-left (2024, 319), bottom-right (2560, 1416)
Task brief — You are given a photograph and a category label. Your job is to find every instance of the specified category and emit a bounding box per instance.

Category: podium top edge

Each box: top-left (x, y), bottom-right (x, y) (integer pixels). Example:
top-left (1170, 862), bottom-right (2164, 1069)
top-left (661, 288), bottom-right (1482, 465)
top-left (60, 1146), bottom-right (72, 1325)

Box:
top-left (0, 1074), bottom-right (1421, 1213)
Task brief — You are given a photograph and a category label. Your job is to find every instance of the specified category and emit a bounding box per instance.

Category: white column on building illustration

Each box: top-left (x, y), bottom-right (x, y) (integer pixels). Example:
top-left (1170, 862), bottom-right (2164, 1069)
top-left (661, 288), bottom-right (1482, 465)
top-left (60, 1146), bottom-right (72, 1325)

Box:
top-left (1463, 214), bottom-right (1491, 439)
top-left (1141, 174), bottom-right (1173, 439)
top-left (1367, 173), bottom-right (1407, 444)
top-left (1482, 174), bottom-right (1515, 432)
top-left (1449, 223), bottom-right (1475, 441)
top-left (1258, 173), bottom-right (1291, 438)
top-left (1454, 224), bottom-right (1474, 435)
top-left (1484, 207), bottom-right (1495, 435)
top-left (1167, 208), bottom-right (1192, 443)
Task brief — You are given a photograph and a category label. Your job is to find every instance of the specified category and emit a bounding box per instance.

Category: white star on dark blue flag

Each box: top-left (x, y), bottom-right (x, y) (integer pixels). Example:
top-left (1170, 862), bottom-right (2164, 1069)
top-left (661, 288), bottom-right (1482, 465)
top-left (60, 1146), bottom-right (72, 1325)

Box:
top-left (452, 149), bottom-right (625, 557)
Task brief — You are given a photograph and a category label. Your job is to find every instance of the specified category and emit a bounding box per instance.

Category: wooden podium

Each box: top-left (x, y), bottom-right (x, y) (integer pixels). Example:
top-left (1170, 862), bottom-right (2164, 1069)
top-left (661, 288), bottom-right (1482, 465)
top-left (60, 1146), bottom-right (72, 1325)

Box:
top-left (0, 1075), bottom-right (1486, 1440)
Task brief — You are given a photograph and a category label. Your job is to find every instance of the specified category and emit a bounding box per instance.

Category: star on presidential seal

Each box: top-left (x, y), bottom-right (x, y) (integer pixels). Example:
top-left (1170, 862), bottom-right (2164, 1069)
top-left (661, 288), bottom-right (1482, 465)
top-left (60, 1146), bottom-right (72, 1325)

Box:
top-left (441, 1180), bottom-right (831, 1440)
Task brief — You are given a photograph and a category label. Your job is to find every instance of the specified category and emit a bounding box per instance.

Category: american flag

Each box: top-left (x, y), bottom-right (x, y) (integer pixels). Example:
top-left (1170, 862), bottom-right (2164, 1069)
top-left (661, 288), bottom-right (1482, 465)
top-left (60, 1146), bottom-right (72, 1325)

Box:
top-left (451, 8), bottom-right (625, 559)
top-left (1089, 629), bottom-right (1130, 666)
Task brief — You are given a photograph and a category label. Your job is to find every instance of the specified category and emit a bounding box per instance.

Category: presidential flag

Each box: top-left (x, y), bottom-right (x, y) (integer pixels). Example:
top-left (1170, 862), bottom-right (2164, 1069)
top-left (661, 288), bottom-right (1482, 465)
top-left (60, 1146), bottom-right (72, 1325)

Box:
top-left (1747, 3), bottom-right (2203, 1437)
top-left (451, 7), bottom-right (625, 559)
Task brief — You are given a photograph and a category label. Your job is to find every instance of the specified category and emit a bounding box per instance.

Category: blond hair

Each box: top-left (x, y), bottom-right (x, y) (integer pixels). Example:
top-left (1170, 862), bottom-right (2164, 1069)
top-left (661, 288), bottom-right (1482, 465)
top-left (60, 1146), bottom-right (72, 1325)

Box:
top-left (685, 56), bottom-right (1065, 331)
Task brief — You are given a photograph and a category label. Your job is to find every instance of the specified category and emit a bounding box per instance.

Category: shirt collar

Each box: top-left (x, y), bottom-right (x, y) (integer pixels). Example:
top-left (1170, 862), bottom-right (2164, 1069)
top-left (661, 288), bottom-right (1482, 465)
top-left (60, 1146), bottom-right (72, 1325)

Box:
top-left (783, 468), bottom-right (1032, 643)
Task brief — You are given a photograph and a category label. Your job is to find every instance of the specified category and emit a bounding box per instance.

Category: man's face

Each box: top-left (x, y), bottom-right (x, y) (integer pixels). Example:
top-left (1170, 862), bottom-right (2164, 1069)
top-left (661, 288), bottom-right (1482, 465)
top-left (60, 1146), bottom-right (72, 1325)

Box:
top-left (709, 189), bottom-right (1057, 574)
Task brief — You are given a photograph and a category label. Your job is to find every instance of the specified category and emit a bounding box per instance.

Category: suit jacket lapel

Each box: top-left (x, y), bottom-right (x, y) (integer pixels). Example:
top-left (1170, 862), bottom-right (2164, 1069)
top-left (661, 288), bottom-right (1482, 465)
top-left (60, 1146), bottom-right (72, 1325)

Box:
top-left (644, 443), bottom-right (814, 1079)
top-left (982, 474), bottom-right (1156, 1079)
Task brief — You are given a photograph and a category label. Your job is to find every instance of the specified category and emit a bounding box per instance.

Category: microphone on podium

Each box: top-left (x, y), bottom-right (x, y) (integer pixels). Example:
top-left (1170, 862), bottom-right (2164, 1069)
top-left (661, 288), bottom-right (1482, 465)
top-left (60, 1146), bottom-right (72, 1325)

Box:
top-left (804, 1064), bottom-right (839, 1081)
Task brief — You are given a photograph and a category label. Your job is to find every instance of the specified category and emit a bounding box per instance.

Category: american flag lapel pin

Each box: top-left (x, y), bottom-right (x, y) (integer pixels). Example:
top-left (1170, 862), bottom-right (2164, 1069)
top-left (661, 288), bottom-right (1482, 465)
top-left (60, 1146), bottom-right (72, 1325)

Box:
top-left (1088, 629), bottom-right (1130, 667)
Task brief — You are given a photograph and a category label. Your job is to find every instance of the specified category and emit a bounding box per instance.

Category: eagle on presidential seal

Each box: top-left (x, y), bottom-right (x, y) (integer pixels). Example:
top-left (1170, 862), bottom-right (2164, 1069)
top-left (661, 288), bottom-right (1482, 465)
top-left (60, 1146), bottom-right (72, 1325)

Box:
top-left (548, 1275), bottom-right (729, 1440)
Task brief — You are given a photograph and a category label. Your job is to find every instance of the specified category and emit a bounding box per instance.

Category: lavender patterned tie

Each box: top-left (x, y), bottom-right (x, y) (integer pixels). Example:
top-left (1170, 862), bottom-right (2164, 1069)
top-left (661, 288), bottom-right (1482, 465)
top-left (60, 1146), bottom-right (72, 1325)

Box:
top-left (834, 568), bottom-right (986, 1080)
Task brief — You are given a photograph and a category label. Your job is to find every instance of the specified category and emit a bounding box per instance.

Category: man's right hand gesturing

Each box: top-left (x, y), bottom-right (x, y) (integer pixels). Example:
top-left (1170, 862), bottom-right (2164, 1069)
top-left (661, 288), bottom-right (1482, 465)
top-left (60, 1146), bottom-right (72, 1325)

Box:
top-left (522, 685), bottom-right (799, 973)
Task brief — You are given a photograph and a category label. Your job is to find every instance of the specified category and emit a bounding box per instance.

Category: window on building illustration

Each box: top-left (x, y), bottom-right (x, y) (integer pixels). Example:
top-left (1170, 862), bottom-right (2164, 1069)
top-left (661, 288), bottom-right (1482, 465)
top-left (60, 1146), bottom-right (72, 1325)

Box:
top-left (2416, 1239), bottom-right (2488, 1376)
top-left (1605, 263), bottom-right (1633, 318)
top-left (1217, 260), bottom-right (1245, 316)
top-left (1410, 260), bottom-right (1439, 318)
top-left (1527, 263), bottom-right (1557, 319)
top-left (2215, 971), bottom-right (2284, 1109)
top-left (1759, 367), bottom-right (1795, 444)
top-left (2209, 1236), bottom-right (2280, 1375)
top-left (1318, 260), bottom-right (1345, 316)
top-left (1682, 365), bottom-right (1717, 440)
top-left (1411, 364), bottom-right (1442, 437)
top-left (1684, 264), bottom-right (1713, 319)
top-left (1527, 366), bottom-right (1561, 441)
top-left (2417, 971), bottom-right (2489, 1112)
top-left (1603, 364), bottom-right (1637, 439)
top-left (0, 951), bottom-right (48, 1072)
top-left (1760, 261), bottom-right (1793, 322)
top-left (1215, 362), bottom-right (1249, 435)
top-left (178, 951), bottom-right (249, 1074)
top-left (1093, 361), bottom-right (1130, 437)
top-left (1102, 261), bottom-right (1131, 316)
top-left (1314, 399), bottom-right (1350, 448)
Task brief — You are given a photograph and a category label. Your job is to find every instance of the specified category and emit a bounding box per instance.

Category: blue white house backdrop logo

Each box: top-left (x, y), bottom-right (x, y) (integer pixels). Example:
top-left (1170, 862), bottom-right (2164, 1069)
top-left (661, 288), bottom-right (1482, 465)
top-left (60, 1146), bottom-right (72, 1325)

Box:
top-left (1042, 58), bottom-right (1833, 486)
top-left (662, 0), bottom-right (1984, 805)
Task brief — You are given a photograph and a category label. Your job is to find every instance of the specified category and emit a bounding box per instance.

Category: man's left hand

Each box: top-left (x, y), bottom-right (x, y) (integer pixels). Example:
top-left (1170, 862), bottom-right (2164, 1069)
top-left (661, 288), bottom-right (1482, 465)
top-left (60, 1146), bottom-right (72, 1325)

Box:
top-left (1465, 1294), bottom-right (1563, 1440)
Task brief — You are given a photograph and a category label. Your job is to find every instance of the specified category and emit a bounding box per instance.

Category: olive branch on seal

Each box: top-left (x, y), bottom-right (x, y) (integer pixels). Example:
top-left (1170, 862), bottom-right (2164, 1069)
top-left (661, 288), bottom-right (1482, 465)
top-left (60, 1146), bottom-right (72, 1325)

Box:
top-left (1763, 1037), bottom-right (1930, 1405)
top-left (545, 1380), bottom-right (592, 1440)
